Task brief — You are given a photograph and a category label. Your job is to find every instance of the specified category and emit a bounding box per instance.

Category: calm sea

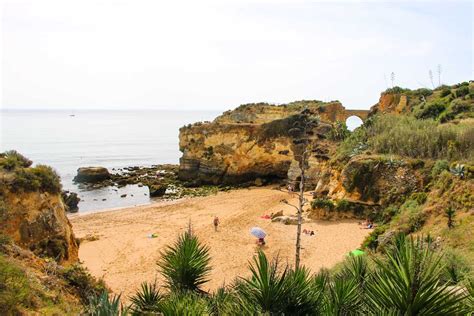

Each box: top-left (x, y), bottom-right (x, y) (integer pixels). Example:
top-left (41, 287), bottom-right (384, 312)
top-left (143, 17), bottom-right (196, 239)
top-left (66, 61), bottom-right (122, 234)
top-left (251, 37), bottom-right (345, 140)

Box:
top-left (0, 109), bottom-right (219, 212)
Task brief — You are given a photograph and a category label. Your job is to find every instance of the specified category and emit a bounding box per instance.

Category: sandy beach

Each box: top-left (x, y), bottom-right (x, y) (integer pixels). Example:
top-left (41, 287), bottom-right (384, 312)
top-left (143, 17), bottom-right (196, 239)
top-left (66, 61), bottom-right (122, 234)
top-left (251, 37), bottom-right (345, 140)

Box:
top-left (70, 187), bottom-right (370, 299)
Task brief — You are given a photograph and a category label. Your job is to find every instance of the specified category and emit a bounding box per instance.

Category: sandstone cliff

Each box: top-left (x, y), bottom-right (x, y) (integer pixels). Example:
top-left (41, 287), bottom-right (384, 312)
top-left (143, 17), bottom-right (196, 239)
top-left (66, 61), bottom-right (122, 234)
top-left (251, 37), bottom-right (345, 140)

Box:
top-left (0, 152), bottom-right (79, 264)
top-left (179, 100), bottom-right (367, 185)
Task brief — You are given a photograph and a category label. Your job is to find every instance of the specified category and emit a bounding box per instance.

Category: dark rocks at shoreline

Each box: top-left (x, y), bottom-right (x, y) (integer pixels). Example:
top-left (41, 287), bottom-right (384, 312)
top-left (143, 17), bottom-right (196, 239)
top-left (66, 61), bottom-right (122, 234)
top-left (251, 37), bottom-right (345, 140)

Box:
top-left (72, 163), bottom-right (250, 201)
top-left (61, 190), bottom-right (80, 213)
top-left (74, 167), bottom-right (111, 183)
top-left (147, 183), bottom-right (168, 197)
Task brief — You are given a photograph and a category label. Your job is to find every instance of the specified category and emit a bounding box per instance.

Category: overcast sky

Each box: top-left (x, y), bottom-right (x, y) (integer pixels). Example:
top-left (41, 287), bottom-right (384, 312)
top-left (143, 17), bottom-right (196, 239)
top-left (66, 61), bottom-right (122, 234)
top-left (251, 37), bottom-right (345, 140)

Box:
top-left (1, 0), bottom-right (472, 111)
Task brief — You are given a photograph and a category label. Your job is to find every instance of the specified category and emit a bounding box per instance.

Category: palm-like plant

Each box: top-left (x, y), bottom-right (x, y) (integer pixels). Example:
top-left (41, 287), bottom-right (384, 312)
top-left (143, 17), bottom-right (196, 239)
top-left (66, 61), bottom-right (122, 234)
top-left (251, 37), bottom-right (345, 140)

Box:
top-left (207, 286), bottom-right (241, 316)
top-left (366, 234), bottom-right (469, 315)
top-left (235, 251), bottom-right (289, 314)
top-left (86, 291), bottom-right (129, 316)
top-left (283, 266), bottom-right (324, 315)
top-left (129, 281), bottom-right (162, 315)
top-left (324, 276), bottom-right (362, 315)
top-left (158, 291), bottom-right (210, 316)
top-left (158, 231), bottom-right (211, 292)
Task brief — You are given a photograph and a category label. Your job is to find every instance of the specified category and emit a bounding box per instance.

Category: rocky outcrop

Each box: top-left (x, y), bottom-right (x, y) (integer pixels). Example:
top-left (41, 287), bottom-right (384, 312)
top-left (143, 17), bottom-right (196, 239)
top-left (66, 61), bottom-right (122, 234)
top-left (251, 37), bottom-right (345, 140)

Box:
top-left (74, 167), bottom-right (110, 183)
top-left (147, 183), bottom-right (168, 197)
top-left (62, 190), bottom-right (80, 213)
top-left (0, 189), bottom-right (79, 264)
top-left (179, 101), bottom-right (368, 185)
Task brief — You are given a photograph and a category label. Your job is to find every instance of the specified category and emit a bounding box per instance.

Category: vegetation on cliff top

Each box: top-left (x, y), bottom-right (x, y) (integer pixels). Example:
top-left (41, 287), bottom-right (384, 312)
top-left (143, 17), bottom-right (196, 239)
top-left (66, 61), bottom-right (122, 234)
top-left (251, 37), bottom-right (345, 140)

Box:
top-left (0, 150), bottom-right (62, 194)
top-left (336, 114), bottom-right (474, 163)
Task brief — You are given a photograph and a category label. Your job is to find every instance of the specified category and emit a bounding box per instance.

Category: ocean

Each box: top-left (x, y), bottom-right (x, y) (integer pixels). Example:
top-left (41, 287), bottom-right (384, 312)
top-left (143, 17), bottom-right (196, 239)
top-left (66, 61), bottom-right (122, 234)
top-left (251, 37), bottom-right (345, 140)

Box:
top-left (0, 109), bottom-right (219, 212)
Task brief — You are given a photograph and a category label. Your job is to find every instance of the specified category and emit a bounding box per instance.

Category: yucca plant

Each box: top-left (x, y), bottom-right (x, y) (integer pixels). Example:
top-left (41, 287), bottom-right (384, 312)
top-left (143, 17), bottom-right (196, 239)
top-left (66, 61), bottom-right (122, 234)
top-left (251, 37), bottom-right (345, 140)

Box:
top-left (86, 291), bottom-right (129, 316)
top-left (234, 251), bottom-right (289, 314)
top-left (466, 279), bottom-right (474, 311)
top-left (129, 281), bottom-right (162, 315)
top-left (158, 291), bottom-right (210, 316)
top-left (366, 234), bottom-right (469, 315)
top-left (208, 286), bottom-right (240, 316)
top-left (324, 275), bottom-right (362, 315)
top-left (283, 266), bottom-right (324, 315)
top-left (158, 231), bottom-right (211, 292)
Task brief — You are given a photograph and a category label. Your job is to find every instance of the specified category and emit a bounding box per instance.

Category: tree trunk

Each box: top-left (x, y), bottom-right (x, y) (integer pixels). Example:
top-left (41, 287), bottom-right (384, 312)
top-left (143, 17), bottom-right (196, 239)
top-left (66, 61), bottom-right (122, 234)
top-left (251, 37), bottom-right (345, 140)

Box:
top-left (295, 156), bottom-right (305, 269)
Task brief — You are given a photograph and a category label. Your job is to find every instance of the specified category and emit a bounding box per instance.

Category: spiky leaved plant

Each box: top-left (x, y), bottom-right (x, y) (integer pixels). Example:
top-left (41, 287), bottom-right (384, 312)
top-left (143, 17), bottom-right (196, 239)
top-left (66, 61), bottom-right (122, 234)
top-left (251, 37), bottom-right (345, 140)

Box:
top-left (324, 275), bottom-right (362, 315)
top-left (86, 291), bottom-right (129, 316)
top-left (158, 231), bottom-right (211, 292)
top-left (207, 286), bottom-right (241, 316)
top-left (282, 265), bottom-right (324, 315)
top-left (445, 206), bottom-right (456, 229)
top-left (234, 251), bottom-right (289, 314)
top-left (366, 234), bottom-right (469, 315)
top-left (129, 281), bottom-right (162, 315)
top-left (158, 291), bottom-right (210, 316)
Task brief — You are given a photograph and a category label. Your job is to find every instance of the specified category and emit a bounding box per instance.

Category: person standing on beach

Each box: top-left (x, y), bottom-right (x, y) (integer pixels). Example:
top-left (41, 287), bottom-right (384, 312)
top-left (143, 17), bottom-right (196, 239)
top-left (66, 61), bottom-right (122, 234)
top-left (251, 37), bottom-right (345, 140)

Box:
top-left (213, 216), bottom-right (220, 232)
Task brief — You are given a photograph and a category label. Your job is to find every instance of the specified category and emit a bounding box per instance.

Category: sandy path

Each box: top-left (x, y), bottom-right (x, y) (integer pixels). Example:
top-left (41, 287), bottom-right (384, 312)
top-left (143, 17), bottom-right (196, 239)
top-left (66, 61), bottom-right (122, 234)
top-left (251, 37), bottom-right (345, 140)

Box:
top-left (70, 187), bottom-right (369, 299)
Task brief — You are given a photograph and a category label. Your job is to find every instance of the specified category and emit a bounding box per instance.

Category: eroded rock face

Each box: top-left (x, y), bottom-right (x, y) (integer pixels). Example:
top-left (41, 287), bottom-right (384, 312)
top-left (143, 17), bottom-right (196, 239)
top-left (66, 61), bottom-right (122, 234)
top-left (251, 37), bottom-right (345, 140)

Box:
top-left (179, 101), bottom-right (365, 185)
top-left (179, 123), bottom-right (294, 184)
top-left (74, 167), bottom-right (110, 183)
top-left (0, 190), bottom-right (79, 264)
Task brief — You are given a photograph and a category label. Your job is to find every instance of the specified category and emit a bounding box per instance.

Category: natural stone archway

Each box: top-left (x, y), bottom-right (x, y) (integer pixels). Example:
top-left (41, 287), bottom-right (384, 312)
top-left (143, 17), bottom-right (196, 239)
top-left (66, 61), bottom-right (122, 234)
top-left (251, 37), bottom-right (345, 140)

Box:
top-left (338, 109), bottom-right (370, 122)
top-left (345, 115), bottom-right (364, 131)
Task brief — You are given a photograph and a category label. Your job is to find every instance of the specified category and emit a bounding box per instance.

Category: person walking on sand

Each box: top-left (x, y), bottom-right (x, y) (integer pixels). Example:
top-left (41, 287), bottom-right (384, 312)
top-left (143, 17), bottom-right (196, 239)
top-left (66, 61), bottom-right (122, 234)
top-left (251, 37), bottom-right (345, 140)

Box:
top-left (213, 216), bottom-right (220, 232)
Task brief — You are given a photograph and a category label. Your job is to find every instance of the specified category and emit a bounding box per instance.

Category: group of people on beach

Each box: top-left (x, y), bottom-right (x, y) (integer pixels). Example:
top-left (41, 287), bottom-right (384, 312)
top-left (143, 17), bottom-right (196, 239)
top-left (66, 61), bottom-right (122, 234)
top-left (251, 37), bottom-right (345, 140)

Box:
top-left (359, 219), bottom-right (374, 229)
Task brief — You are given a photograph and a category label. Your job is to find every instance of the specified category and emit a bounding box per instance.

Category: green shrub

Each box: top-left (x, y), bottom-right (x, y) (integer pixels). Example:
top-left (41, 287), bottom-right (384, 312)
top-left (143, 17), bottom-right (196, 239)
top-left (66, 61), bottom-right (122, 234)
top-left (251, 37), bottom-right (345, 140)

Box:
top-left (384, 86), bottom-right (410, 94)
top-left (431, 160), bottom-right (449, 178)
top-left (440, 88), bottom-right (452, 98)
top-left (455, 85), bottom-right (470, 98)
top-left (86, 291), bottom-right (129, 316)
top-left (379, 205), bottom-right (398, 223)
top-left (0, 150), bottom-right (33, 170)
top-left (61, 264), bottom-right (107, 304)
top-left (412, 88), bottom-right (433, 98)
top-left (0, 256), bottom-right (32, 314)
top-left (336, 199), bottom-right (350, 211)
top-left (158, 291), bottom-right (210, 315)
top-left (329, 121), bottom-right (350, 141)
top-left (365, 115), bottom-right (473, 161)
top-left (335, 127), bottom-right (368, 161)
top-left (415, 101), bottom-right (447, 120)
top-left (10, 169), bottom-right (41, 192)
top-left (311, 198), bottom-right (335, 211)
top-left (441, 249), bottom-right (472, 285)
top-left (9, 165), bottom-right (62, 194)
top-left (362, 225), bottom-right (387, 250)
top-left (410, 192), bottom-right (427, 205)
top-left (31, 165), bottom-right (62, 194)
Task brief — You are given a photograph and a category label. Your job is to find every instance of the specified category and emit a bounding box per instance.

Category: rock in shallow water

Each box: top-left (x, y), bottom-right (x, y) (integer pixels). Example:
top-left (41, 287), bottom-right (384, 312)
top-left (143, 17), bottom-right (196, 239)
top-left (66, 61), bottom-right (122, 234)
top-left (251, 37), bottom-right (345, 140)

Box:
top-left (74, 167), bottom-right (110, 183)
top-left (147, 183), bottom-right (168, 197)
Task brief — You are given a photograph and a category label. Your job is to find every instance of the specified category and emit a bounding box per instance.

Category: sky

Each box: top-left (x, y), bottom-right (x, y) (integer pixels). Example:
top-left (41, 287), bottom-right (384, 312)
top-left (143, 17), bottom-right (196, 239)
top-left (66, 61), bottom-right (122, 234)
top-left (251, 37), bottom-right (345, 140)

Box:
top-left (1, 0), bottom-right (472, 111)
